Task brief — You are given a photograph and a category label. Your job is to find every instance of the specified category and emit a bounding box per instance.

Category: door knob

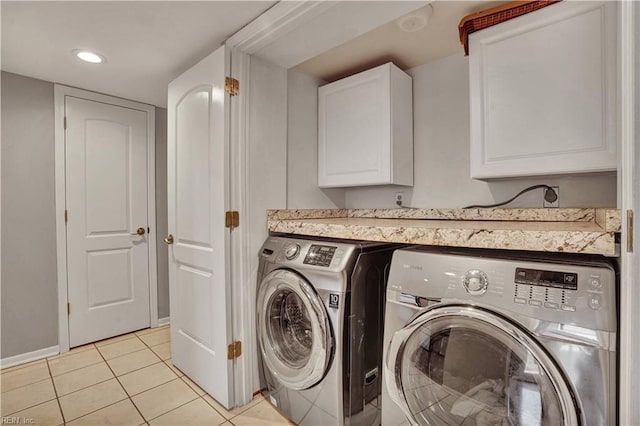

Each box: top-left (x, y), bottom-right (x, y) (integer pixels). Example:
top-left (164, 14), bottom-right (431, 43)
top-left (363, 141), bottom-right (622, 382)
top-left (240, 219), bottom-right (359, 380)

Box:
top-left (164, 234), bottom-right (174, 245)
top-left (131, 227), bottom-right (146, 236)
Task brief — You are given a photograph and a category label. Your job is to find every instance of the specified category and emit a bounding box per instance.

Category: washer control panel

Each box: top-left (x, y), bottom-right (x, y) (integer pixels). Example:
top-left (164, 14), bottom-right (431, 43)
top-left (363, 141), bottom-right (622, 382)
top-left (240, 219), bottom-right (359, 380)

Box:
top-left (303, 245), bottom-right (337, 267)
top-left (513, 267), bottom-right (580, 312)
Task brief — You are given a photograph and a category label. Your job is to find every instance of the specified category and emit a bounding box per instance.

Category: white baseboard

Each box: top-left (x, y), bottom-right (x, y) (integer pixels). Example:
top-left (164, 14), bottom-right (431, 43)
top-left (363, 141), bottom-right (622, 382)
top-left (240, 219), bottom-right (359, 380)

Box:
top-left (158, 317), bottom-right (170, 327)
top-left (0, 345), bottom-right (60, 370)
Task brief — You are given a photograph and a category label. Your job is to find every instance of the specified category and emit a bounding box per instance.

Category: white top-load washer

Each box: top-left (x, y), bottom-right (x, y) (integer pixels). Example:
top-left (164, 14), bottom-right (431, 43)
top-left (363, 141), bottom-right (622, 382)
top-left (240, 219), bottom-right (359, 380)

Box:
top-left (257, 235), bottom-right (402, 425)
top-left (382, 246), bottom-right (617, 426)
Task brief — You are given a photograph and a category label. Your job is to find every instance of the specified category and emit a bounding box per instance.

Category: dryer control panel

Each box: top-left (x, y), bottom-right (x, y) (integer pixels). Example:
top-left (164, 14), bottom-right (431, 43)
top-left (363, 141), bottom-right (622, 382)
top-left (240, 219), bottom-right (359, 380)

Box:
top-left (303, 245), bottom-right (337, 267)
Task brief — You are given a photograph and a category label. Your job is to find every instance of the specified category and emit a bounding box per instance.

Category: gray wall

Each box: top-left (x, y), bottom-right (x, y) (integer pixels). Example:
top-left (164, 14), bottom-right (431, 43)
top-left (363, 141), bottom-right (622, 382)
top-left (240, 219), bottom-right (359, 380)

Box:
top-left (1, 72), bottom-right (58, 358)
top-left (0, 71), bottom-right (170, 359)
top-left (155, 107), bottom-right (169, 319)
top-left (287, 54), bottom-right (617, 209)
top-left (287, 69), bottom-right (344, 208)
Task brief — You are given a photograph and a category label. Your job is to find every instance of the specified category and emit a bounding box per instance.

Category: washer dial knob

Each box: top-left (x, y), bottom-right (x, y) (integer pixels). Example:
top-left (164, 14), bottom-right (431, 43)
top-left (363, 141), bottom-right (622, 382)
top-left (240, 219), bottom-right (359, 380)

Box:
top-left (462, 270), bottom-right (489, 295)
top-left (284, 244), bottom-right (301, 260)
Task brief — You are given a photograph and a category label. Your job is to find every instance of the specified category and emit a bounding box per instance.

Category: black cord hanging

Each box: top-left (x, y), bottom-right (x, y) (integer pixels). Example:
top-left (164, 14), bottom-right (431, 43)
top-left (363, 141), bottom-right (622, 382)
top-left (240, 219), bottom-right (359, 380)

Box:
top-left (463, 185), bottom-right (557, 209)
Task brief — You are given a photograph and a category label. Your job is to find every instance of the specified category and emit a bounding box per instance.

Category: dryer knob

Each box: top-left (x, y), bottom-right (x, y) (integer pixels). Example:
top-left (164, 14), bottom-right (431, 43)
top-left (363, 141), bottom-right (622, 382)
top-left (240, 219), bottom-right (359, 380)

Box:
top-left (463, 270), bottom-right (488, 295)
top-left (284, 244), bottom-right (301, 260)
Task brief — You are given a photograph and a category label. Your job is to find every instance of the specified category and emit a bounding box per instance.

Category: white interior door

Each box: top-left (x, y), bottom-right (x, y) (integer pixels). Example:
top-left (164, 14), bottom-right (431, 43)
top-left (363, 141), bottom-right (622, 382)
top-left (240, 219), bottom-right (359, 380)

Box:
top-left (65, 96), bottom-right (151, 347)
top-left (167, 45), bottom-right (234, 408)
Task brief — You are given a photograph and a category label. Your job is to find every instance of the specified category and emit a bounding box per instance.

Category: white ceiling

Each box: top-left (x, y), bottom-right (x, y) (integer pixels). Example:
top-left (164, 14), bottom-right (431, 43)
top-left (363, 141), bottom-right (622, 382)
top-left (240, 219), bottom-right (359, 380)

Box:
top-left (1, 1), bottom-right (276, 107)
top-left (2, 1), bottom-right (506, 107)
top-left (297, 0), bottom-right (505, 82)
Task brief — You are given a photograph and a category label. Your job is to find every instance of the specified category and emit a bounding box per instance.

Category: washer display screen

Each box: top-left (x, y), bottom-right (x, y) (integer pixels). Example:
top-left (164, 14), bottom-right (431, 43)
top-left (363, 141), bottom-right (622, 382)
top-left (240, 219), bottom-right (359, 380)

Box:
top-left (515, 268), bottom-right (578, 290)
top-left (303, 245), bottom-right (337, 267)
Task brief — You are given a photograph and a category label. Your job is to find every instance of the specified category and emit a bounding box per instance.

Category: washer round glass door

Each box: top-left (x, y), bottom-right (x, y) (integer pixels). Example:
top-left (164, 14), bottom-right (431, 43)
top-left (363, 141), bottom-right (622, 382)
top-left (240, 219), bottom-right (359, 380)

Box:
top-left (258, 269), bottom-right (333, 390)
top-left (386, 304), bottom-right (580, 426)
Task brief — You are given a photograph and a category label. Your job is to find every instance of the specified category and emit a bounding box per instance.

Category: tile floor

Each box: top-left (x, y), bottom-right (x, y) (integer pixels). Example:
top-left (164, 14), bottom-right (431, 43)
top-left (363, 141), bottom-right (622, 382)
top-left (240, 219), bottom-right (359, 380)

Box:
top-left (0, 326), bottom-right (292, 425)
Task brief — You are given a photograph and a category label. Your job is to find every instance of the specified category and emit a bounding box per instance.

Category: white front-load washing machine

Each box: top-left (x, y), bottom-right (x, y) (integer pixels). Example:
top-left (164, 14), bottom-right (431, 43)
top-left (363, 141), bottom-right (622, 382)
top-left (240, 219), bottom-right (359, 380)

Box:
top-left (382, 246), bottom-right (617, 426)
top-left (257, 235), bottom-right (401, 425)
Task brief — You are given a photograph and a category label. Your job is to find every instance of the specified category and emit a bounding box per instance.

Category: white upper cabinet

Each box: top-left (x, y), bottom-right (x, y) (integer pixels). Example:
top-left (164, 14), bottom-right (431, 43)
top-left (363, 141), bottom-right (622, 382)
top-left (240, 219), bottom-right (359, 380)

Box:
top-left (469, 1), bottom-right (617, 179)
top-left (318, 63), bottom-right (413, 188)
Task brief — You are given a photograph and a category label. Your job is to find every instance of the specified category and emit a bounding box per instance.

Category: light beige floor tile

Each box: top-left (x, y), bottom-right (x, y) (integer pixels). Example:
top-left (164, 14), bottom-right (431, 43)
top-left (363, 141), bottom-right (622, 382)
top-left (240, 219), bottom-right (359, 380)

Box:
top-left (119, 362), bottom-right (177, 396)
top-left (231, 400), bottom-right (292, 426)
top-left (180, 376), bottom-right (207, 396)
top-left (150, 342), bottom-right (171, 361)
top-left (0, 378), bottom-right (56, 415)
top-left (48, 348), bottom-right (103, 376)
top-left (135, 326), bottom-right (169, 337)
top-left (52, 362), bottom-right (114, 396)
top-left (132, 378), bottom-right (198, 421)
top-left (203, 394), bottom-right (264, 420)
top-left (0, 359), bottom-right (46, 375)
top-left (164, 359), bottom-right (185, 377)
top-left (0, 362), bottom-right (50, 393)
top-left (107, 349), bottom-right (161, 376)
top-left (58, 378), bottom-right (127, 421)
top-left (150, 398), bottom-right (226, 425)
top-left (67, 399), bottom-right (144, 426)
top-left (138, 328), bottom-right (170, 347)
top-left (10, 399), bottom-right (63, 426)
top-left (97, 337), bottom-right (146, 360)
top-left (95, 333), bottom-right (139, 348)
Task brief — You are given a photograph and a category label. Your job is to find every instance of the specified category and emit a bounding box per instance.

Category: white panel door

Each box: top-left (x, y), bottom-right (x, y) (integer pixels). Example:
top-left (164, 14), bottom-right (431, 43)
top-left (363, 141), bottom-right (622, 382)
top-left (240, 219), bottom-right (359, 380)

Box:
top-left (167, 46), bottom-right (233, 408)
top-left (65, 96), bottom-right (150, 347)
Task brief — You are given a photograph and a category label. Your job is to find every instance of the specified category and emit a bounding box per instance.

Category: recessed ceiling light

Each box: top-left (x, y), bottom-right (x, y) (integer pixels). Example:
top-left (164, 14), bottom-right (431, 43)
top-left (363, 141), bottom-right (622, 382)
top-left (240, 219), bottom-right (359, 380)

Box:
top-left (72, 49), bottom-right (105, 64)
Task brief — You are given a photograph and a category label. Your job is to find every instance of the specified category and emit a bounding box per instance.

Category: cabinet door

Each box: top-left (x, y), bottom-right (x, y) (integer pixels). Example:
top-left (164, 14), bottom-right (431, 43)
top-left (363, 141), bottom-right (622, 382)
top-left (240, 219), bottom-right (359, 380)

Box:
top-left (469, 1), bottom-right (617, 179)
top-left (319, 65), bottom-right (392, 187)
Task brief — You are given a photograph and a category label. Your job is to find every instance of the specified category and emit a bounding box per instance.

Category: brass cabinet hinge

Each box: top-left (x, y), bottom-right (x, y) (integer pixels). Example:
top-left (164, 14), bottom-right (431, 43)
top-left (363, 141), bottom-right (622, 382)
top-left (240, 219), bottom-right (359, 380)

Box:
top-left (227, 341), bottom-right (242, 360)
top-left (64, 116), bottom-right (67, 130)
top-left (67, 303), bottom-right (71, 315)
top-left (65, 210), bottom-right (68, 223)
top-left (627, 209), bottom-right (634, 253)
top-left (225, 211), bottom-right (239, 229)
top-left (224, 77), bottom-right (239, 96)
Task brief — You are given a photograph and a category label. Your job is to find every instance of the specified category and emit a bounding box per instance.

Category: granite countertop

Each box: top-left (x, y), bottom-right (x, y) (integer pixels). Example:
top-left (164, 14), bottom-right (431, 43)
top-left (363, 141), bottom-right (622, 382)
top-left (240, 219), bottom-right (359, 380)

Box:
top-left (266, 208), bottom-right (621, 256)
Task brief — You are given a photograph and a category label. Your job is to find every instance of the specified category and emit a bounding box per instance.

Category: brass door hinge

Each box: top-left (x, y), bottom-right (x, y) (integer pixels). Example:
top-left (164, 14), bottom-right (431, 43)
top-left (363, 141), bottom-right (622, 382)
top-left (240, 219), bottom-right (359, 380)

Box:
top-left (225, 211), bottom-right (239, 229)
top-left (64, 116), bottom-right (67, 130)
top-left (65, 210), bottom-right (68, 223)
top-left (227, 341), bottom-right (242, 360)
top-left (627, 209), bottom-right (634, 253)
top-left (224, 77), bottom-right (239, 96)
top-left (67, 303), bottom-right (71, 315)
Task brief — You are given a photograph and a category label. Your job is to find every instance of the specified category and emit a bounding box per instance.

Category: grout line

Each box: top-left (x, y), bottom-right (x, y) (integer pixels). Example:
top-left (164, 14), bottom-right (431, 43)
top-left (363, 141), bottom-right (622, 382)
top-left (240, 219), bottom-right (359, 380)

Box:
top-left (47, 343), bottom-right (96, 360)
top-left (110, 359), bottom-right (164, 379)
top-left (144, 391), bottom-right (200, 423)
top-left (46, 358), bottom-right (66, 425)
top-left (55, 375), bottom-right (115, 399)
top-left (0, 376), bottom-right (52, 395)
top-left (95, 335), bottom-right (140, 350)
top-left (120, 369), bottom-right (180, 397)
top-left (63, 396), bottom-right (130, 423)
top-left (0, 359), bottom-right (47, 375)
top-left (103, 344), bottom-right (158, 362)
top-left (49, 358), bottom-right (105, 378)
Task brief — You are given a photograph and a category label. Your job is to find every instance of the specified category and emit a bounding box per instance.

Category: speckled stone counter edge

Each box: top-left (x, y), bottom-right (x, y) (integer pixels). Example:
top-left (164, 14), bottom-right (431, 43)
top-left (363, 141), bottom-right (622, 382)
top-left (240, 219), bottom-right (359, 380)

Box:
top-left (267, 208), bottom-right (621, 232)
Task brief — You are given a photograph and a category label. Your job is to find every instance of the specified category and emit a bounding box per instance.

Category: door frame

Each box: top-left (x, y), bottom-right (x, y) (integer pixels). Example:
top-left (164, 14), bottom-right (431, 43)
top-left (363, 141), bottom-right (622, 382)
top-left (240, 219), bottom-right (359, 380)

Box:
top-left (54, 85), bottom-right (157, 353)
top-left (618, 1), bottom-right (639, 424)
